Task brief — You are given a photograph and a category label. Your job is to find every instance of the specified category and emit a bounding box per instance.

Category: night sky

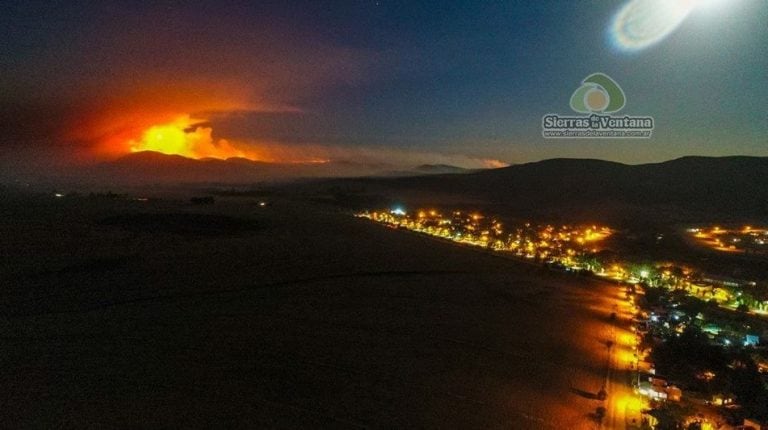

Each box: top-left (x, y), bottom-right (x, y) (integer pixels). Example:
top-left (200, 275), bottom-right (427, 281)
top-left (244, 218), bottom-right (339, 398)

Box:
top-left (1, 0), bottom-right (766, 172)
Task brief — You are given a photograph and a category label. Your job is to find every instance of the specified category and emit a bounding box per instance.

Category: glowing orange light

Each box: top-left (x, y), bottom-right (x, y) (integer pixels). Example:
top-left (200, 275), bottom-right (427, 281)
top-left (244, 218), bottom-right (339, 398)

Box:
top-left (128, 115), bottom-right (249, 160)
top-left (121, 114), bottom-right (330, 164)
top-left (617, 331), bottom-right (637, 347)
top-left (616, 394), bottom-right (645, 417)
top-left (132, 119), bottom-right (190, 155)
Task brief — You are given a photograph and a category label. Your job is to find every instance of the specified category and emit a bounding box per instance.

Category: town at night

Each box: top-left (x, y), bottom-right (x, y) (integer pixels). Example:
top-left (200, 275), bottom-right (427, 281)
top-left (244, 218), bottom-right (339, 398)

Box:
top-left (2, 0), bottom-right (767, 428)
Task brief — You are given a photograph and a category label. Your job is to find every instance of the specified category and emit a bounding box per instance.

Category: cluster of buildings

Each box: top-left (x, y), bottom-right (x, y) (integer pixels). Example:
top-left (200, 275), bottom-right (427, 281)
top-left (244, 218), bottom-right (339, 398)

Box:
top-left (358, 208), bottom-right (768, 317)
top-left (359, 208), bottom-right (768, 428)
top-left (357, 208), bottom-right (611, 264)
top-left (690, 226), bottom-right (768, 255)
top-left (626, 282), bottom-right (768, 429)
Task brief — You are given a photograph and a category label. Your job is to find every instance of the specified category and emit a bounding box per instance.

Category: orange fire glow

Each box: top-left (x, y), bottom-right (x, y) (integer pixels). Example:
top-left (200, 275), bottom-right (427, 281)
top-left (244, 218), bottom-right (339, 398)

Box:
top-left (64, 84), bottom-right (507, 169)
top-left (128, 115), bottom-right (266, 160)
top-left (63, 82), bottom-right (315, 163)
top-left (87, 110), bottom-right (331, 164)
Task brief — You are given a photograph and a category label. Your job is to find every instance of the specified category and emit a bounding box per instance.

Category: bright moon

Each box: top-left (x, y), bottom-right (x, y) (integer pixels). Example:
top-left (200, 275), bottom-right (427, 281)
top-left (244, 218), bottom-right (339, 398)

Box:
top-left (610, 0), bottom-right (698, 52)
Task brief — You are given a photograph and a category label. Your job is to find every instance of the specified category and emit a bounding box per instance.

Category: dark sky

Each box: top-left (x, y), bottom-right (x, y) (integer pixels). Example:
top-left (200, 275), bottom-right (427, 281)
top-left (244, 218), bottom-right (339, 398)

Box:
top-left (1, 0), bottom-right (766, 169)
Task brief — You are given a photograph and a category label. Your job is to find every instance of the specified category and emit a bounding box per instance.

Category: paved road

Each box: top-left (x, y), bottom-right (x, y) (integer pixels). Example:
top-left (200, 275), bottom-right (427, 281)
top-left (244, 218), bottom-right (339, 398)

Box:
top-left (599, 286), bottom-right (645, 430)
top-left (0, 199), bottom-right (648, 428)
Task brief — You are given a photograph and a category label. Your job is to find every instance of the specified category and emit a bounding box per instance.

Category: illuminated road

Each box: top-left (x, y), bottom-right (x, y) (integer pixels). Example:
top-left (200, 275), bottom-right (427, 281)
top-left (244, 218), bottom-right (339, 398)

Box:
top-left (358, 214), bottom-right (652, 429)
top-left (361, 214), bottom-right (650, 429)
top-left (599, 284), bottom-right (646, 430)
top-left (2, 201), bottom-right (650, 427)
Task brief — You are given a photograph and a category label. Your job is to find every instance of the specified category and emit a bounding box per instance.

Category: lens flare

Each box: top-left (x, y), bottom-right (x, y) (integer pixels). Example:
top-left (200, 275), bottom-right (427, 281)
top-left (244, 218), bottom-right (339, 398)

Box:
top-left (609, 0), bottom-right (696, 52)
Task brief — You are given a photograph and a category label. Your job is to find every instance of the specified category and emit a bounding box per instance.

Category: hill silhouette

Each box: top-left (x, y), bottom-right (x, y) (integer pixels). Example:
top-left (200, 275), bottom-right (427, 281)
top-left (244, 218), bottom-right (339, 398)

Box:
top-left (57, 152), bottom-right (478, 185)
top-left (341, 156), bottom-right (768, 222)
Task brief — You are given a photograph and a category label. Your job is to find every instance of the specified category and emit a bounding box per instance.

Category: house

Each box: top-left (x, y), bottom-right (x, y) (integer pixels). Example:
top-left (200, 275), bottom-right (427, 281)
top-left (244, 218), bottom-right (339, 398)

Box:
top-left (744, 334), bottom-right (760, 347)
top-left (666, 385), bottom-right (682, 402)
top-left (638, 376), bottom-right (681, 401)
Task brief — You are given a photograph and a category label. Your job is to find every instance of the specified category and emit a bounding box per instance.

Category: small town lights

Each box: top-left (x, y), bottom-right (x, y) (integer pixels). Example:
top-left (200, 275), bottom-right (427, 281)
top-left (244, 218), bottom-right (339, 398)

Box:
top-left (689, 225), bottom-right (768, 254)
top-left (391, 207), bottom-right (406, 216)
top-left (357, 211), bottom-right (768, 319)
top-left (357, 208), bottom-right (612, 270)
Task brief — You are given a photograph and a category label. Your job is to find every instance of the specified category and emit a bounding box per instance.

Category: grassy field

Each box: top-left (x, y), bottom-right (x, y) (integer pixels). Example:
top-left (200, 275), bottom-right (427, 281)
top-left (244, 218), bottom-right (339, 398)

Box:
top-left (0, 194), bottom-right (625, 428)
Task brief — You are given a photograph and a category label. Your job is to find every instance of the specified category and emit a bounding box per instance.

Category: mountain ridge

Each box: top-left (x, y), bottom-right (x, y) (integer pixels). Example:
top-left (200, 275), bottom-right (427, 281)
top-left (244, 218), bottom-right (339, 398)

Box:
top-left (346, 155), bottom-right (768, 220)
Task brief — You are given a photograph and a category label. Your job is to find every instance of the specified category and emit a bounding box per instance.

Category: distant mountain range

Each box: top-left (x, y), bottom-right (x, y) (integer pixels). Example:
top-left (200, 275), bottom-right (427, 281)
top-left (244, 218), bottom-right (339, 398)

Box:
top-left (6, 152), bottom-right (768, 222)
top-left (382, 164), bottom-right (476, 177)
top-left (413, 164), bottom-right (476, 175)
top-left (46, 151), bottom-right (477, 185)
top-left (335, 156), bottom-right (768, 222)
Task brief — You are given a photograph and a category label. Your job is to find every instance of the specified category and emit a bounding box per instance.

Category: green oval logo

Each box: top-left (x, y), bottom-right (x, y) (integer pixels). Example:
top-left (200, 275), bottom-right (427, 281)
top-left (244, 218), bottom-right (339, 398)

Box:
top-left (569, 73), bottom-right (626, 114)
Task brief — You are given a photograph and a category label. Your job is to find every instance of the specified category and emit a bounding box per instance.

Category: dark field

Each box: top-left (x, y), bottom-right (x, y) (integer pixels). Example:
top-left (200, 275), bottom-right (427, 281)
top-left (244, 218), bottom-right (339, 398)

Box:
top-left (0, 195), bottom-right (625, 428)
top-left (98, 212), bottom-right (261, 236)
